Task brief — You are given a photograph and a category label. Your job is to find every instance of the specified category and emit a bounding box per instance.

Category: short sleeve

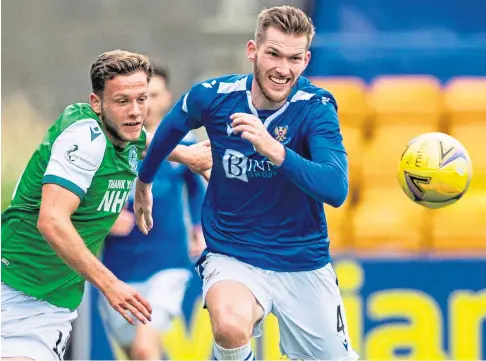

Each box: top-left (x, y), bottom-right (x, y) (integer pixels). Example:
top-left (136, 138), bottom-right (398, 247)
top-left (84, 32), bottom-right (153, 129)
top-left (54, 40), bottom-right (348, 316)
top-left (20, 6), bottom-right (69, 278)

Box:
top-left (43, 119), bottom-right (107, 199)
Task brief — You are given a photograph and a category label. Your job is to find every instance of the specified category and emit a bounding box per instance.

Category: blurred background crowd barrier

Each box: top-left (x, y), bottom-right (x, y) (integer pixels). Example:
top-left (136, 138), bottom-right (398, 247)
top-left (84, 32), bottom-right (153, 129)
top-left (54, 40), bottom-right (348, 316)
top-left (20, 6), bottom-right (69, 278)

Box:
top-left (2, 0), bottom-right (485, 359)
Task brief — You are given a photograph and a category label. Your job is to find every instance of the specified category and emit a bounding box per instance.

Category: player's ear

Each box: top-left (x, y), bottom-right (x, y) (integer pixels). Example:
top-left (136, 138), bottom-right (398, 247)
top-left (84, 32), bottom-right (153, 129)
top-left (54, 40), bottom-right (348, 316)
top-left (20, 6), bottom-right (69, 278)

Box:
top-left (303, 50), bottom-right (311, 69)
top-left (90, 93), bottom-right (101, 114)
top-left (247, 40), bottom-right (257, 63)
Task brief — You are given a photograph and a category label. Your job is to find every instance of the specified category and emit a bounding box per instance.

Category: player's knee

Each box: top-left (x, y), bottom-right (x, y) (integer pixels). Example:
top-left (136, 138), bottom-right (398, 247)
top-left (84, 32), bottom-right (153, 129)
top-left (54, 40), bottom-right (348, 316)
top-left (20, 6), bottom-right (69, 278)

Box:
top-left (211, 307), bottom-right (253, 347)
top-left (130, 332), bottom-right (161, 361)
top-left (130, 342), bottom-right (160, 361)
top-left (130, 323), bottom-right (162, 360)
top-left (206, 280), bottom-right (258, 347)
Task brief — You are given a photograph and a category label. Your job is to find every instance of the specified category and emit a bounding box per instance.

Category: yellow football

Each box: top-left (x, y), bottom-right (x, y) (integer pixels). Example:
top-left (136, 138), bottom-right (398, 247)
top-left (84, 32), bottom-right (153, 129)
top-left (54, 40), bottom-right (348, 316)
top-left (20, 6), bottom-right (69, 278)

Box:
top-left (397, 132), bottom-right (472, 208)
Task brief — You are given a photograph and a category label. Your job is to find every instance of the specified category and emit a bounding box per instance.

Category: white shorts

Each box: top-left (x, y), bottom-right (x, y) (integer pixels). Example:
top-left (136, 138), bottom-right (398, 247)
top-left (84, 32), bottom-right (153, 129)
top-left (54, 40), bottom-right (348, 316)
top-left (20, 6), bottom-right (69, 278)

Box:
top-left (99, 268), bottom-right (191, 347)
top-left (197, 253), bottom-right (360, 361)
top-left (1, 282), bottom-right (78, 361)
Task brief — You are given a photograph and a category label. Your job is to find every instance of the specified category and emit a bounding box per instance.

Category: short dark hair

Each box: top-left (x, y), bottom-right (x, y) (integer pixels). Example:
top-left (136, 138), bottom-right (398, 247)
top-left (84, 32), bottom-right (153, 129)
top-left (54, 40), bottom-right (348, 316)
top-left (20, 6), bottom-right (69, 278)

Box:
top-left (152, 65), bottom-right (170, 86)
top-left (90, 50), bottom-right (153, 96)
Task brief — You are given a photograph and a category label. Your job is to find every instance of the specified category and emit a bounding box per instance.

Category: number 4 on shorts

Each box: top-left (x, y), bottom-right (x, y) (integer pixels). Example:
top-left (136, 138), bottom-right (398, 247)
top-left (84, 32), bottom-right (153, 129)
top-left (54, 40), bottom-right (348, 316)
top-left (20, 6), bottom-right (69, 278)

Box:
top-left (337, 305), bottom-right (350, 351)
top-left (337, 304), bottom-right (345, 334)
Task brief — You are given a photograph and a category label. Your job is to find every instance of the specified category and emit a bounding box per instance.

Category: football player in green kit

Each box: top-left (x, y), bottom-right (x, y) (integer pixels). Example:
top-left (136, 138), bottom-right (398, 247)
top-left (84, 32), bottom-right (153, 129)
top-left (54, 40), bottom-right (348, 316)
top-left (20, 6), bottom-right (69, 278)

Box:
top-left (1, 50), bottom-right (212, 361)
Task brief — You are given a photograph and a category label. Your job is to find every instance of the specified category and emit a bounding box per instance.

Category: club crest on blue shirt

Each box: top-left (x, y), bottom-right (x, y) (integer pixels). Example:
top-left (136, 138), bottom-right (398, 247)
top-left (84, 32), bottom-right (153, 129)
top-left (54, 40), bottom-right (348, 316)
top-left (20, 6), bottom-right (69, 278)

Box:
top-left (274, 125), bottom-right (289, 143)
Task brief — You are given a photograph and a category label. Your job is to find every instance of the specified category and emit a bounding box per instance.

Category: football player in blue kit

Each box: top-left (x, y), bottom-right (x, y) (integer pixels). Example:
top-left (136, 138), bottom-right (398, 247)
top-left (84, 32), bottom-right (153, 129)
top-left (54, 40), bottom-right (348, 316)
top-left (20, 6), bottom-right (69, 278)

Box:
top-left (135, 5), bottom-right (359, 361)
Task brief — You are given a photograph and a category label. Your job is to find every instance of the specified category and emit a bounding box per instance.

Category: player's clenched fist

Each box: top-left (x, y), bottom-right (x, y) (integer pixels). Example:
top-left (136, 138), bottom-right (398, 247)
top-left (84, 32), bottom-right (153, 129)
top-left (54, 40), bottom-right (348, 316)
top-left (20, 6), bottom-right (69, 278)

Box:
top-left (230, 113), bottom-right (269, 152)
top-left (230, 113), bottom-right (286, 166)
top-left (102, 279), bottom-right (152, 325)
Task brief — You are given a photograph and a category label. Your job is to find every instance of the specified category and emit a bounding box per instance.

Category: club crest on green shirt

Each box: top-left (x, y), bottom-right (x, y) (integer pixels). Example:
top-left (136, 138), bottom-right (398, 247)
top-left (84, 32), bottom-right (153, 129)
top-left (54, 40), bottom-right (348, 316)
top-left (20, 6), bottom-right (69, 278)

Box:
top-left (128, 145), bottom-right (138, 173)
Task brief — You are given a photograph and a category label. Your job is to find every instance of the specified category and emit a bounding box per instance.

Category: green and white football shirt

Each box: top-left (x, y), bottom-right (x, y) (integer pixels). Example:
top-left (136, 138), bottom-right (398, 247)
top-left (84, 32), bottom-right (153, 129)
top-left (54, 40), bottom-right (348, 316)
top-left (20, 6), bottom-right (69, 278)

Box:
top-left (1, 103), bottom-right (146, 310)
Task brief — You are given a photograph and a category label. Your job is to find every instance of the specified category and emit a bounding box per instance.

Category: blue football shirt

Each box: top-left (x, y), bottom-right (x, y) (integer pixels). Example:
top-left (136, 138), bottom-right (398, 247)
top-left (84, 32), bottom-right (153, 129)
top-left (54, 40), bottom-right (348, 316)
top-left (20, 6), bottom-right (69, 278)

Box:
top-left (139, 74), bottom-right (349, 272)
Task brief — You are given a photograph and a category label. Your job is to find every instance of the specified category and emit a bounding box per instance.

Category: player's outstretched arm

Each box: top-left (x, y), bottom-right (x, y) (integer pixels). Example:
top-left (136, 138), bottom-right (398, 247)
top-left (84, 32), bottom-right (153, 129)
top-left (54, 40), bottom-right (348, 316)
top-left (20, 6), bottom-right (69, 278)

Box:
top-left (135, 137), bottom-right (212, 235)
top-left (37, 184), bottom-right (152, 325)
top-left (168, 140), bottom-right (213, 176)
top-left (138, 80), bottom-right (210, 185)
top-left (183, 162), bottom-right (207, 257)
top-left (143, 131), bottom-right (212, 175)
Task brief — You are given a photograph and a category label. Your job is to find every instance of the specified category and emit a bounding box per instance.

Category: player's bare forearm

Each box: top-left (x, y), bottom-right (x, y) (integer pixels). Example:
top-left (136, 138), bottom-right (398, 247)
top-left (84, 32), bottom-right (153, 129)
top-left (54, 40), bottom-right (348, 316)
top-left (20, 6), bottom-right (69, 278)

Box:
top-left (38, 216), bottom-right (118, 290)
top-left (167, 144), bottom-right (189, 163)
top-left (38, 184), bottom-right (118, 291)
top-left (171, 141), bottom-right (213, 175)
top-left (143, 130), bottom-right (199, 165)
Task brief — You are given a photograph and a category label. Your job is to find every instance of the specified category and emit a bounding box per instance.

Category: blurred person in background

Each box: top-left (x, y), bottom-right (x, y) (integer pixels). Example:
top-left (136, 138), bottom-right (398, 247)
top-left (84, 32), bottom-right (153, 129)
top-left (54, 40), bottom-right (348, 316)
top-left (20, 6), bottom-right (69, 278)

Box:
top-left (134, 5), bottom-right (358, 361)
top-left (99, 65), bottom-right (207, 360)
top-left (0, 50), bottom-right (212, 361)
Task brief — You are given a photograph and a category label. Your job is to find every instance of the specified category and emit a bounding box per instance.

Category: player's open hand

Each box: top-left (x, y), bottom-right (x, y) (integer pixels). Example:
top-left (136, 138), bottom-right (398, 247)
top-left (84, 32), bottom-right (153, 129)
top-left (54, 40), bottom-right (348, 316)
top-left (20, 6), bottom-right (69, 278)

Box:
top-left (231, 113), bottom-right (286, 165)
top-left (103, 279), bottom-right (152, 325)
top-left (186, 140), bottom-right (213, 176)
top-left (134, 178), bottom-right (153, 235)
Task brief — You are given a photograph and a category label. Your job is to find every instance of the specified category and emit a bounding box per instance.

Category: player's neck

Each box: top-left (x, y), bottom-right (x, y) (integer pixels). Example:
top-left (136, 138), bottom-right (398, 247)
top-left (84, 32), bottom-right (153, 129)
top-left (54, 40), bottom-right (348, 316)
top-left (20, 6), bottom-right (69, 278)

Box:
top-left (251, 79), bottom-right (286, 110)
top-left (105, 132), bottom-right (128, 149)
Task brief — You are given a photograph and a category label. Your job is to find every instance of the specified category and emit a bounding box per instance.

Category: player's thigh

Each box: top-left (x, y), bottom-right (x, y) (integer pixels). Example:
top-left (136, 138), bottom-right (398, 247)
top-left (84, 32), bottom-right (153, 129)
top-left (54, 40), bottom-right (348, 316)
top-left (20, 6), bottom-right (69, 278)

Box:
top-left (1, 283), bottom-right (77, 361)
top-left (98, 280), bottom-right (147, 347)
top-left (197, 252), bottom-right (270, 337)
top-left (127, 269), bottom-right (189, 361)
top-left (130, 323), bottom-right (161, 360)
top-left (272, 264), bottom-right (359, 360)
top-left (145, 268), bottom-right (192, 331)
